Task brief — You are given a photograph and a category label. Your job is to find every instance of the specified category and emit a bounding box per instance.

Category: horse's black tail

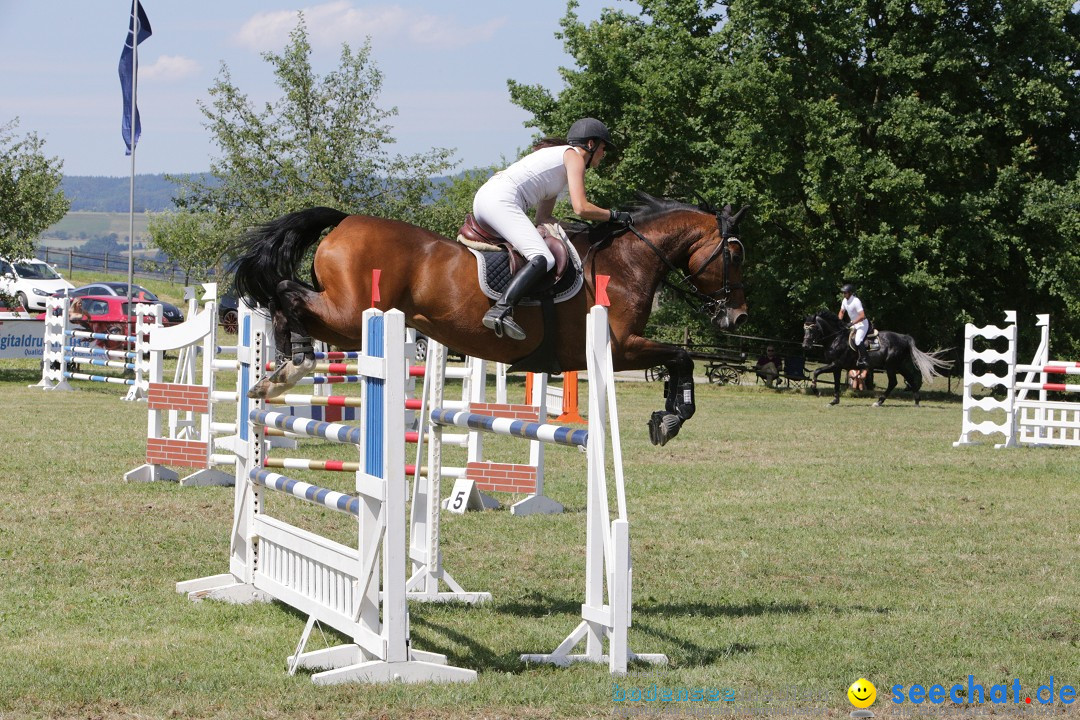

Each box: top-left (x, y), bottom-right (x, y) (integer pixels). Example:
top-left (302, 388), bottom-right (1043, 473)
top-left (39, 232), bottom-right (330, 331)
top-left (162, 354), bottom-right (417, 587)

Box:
top-left (231, 207), bottom-right (349, 309)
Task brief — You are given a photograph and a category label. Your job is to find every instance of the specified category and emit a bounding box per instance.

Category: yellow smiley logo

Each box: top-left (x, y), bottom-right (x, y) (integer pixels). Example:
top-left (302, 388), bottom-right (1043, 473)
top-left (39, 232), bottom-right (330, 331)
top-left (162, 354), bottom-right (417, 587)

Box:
top-left (848, 678), bottom-right (877, 708)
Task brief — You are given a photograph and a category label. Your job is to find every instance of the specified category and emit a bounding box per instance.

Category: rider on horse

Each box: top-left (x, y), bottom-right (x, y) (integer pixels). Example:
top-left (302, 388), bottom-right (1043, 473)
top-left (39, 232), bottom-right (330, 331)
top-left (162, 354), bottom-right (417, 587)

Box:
top-left (473, 118), bottom-right (629, 341)
top-left (839, 283), bottom-right (869, 368)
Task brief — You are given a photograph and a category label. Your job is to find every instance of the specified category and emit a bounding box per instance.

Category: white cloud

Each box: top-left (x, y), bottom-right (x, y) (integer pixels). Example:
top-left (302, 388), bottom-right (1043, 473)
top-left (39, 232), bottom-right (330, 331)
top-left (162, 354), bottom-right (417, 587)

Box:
top-left (140, 55), bottom-right (201, 82)
top-left (234, 1), bottom-right (505, 52)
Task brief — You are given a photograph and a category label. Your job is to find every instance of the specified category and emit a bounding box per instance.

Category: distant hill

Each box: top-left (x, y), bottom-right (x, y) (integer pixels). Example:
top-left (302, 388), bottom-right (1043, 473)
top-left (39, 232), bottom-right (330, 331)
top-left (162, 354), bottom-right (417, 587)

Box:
top-left (61, 171), bottom-right (471, 213)
top-left (61, 173), bottom-right (215, 213)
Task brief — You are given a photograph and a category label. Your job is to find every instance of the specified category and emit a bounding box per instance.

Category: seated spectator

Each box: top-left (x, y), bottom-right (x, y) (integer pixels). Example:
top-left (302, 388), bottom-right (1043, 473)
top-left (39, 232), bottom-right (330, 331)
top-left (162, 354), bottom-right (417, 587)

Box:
top-left (849, 368), bottom-right (872, 391)
top-left (68, 298), bottom-right (90, 328)
top-left (756, 346), bottom-right (782, 388)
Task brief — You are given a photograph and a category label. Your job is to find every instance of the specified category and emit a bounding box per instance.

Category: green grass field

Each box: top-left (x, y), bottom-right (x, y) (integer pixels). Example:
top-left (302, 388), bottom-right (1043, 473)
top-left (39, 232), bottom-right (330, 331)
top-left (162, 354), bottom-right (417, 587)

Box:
top-left (0, 349), bottom-right (1076, 719)
top-left (41, 212), bottom-right (151, 246)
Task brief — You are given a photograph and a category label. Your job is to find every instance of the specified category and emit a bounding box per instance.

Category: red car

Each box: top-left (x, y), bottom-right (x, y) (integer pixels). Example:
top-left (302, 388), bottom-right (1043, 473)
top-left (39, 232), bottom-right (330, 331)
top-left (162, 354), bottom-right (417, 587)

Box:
top-left (68, 294), bottom-right (183, 349)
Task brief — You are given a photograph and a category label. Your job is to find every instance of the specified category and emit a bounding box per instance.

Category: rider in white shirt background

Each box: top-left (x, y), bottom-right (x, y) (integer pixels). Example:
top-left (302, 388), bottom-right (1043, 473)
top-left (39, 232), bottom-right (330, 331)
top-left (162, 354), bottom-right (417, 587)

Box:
top-left (839, 283), bottom-right (869, 368)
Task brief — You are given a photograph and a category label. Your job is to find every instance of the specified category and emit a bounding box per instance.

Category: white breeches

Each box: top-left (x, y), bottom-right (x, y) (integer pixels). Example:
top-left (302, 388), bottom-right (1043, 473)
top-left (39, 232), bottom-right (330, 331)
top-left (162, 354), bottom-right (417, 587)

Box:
top-left (473, 180), bottom-right (555, 271)
top-left (852, 321), bottom-right (868, 345)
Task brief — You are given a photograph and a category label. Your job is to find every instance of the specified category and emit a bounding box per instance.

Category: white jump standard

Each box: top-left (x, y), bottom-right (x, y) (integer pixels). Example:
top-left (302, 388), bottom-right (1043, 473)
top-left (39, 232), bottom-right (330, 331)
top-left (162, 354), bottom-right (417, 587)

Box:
top-left (177, 308), bottom-right (475, 684)
top-left (428, 304), bottom-right (667, 674)
top-left (955, 310), bottom-right (1080, 448)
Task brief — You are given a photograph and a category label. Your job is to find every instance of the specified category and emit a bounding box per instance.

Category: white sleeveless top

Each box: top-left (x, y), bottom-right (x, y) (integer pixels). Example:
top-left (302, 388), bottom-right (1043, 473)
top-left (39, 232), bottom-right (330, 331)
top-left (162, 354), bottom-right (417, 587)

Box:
top-left (487, 145), bottom-right (572, 210)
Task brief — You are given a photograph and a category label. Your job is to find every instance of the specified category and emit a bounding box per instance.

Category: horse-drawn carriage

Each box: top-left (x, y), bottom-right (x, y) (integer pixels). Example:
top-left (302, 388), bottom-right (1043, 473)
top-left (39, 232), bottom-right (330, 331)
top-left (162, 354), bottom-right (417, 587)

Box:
top-left (645, 347), bottom-right (751, 385)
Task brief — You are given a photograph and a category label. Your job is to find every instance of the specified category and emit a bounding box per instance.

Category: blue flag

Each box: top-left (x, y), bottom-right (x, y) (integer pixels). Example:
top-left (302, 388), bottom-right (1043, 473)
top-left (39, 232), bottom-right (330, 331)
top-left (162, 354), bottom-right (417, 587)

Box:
top-left (118, 1), bottom-right (152, 155)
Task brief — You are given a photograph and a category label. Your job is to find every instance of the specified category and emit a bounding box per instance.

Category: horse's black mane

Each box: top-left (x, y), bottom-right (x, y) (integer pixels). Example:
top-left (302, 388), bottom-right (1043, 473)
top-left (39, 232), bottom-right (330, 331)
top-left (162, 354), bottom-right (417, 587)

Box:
top-left (563, 192), bottom-right (711, 239)
top-left (623, 193), bottom-right (711, 224)
top-left (808, 308), bottom-right (842, 327)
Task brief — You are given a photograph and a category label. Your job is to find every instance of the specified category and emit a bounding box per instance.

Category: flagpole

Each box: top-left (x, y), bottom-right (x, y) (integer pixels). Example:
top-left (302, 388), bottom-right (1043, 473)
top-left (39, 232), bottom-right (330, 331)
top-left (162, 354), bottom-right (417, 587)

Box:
top-left (126, 0), bottom-right (138, 319)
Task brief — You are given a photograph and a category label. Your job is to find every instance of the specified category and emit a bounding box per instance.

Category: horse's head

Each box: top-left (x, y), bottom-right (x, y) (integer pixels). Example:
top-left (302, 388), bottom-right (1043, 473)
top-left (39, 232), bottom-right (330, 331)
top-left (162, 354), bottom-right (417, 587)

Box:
top-left (664, 200), bottom-right (749, 330)
top-left (802, 313), bottom-right (821, 350)
top-left (802, 310), bottom-right (838, 350)
top-left (597, 194), bottom-right (749, 330)
top-left (693, 203), bottom-right (749, 330)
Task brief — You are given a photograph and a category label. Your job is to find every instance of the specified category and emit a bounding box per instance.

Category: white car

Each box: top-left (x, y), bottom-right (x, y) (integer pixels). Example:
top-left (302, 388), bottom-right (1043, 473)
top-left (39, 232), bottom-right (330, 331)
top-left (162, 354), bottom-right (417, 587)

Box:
top-left (0, 258), bottom-right (75, 311)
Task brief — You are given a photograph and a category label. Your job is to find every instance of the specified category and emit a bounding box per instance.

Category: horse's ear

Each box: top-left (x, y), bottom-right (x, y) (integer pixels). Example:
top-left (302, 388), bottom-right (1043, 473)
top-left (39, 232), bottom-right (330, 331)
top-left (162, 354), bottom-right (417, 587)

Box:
top-left (731, 204), bottom-right (750, 226)
top-left (719, 203), bottom-right (750, 239)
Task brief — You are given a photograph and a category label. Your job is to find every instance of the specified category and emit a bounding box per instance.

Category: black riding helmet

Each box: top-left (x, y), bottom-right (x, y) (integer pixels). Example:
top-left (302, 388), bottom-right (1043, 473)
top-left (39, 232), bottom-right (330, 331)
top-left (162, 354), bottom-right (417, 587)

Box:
top-left (567, 118), bottom-right (614, 150)
top-left (841, 283), bottom-right (856, 294)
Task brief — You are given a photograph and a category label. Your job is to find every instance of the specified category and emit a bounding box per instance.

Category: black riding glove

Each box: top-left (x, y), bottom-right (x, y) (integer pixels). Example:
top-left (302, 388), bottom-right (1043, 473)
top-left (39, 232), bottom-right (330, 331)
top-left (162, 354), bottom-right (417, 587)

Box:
top-left (609, 209), bottom-right (634, 225)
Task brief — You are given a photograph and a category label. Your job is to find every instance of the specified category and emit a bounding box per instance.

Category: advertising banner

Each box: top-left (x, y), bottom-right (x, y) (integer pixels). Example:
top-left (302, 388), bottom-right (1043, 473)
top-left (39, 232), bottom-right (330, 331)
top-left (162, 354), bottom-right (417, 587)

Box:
top-left (0, 314), bottom-right (45, 360)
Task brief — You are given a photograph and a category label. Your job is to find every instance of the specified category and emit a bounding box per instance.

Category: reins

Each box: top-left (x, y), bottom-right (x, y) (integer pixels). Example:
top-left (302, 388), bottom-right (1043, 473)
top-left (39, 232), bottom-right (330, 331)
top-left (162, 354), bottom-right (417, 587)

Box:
top-left (583, 213), bottom-right (744, 322)
top-left (804, 316), bottom-right (849, 348)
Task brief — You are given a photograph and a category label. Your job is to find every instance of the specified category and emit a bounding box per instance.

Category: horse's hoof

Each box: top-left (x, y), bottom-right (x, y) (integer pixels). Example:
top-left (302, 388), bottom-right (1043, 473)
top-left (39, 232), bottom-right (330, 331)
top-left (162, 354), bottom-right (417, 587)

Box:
top-left (647, 411), bottom-right (681, 446)
top-left (873, 399), bottom-right (884, 407)
top-left (247, 380), bottom-right (272, 399)
top-left (827, 398), bottom-right (840, 407)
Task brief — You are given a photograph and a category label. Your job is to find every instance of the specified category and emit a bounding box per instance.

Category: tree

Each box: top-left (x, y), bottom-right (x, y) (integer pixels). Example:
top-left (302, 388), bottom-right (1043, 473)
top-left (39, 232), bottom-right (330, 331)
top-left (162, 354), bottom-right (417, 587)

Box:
top-left (0, 119), bottom-right (69, 260)
top-left (160, 15), bottom-right (457, 278)
top-left (511, 0), bottom-right (1080, 353)
top-left (416, 165), bottom-right (503, 240)
top-left (147, 211), bottom-right (228, 285)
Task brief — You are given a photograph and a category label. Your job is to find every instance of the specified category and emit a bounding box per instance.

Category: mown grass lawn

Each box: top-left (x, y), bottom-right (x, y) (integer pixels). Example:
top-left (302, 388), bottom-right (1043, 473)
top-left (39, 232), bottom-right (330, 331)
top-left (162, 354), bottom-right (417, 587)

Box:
top-left (0, 359), bottom-right (1075, 720)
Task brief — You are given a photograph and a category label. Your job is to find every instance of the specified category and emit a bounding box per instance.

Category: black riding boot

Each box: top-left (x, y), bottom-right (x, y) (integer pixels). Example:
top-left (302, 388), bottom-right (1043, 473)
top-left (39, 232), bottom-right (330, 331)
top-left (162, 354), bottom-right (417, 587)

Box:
top-left (482, 256), bottom-right (548, 340)
top-left (856, 342), bottom-right (869, 368)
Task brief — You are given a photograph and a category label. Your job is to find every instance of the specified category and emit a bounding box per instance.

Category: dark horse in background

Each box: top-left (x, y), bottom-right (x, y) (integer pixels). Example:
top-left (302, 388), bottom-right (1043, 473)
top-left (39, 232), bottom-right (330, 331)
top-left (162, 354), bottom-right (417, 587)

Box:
top-left (231, 195), bottom-right (749, 446)
top-left (802, 310), bottom-right (951, 406)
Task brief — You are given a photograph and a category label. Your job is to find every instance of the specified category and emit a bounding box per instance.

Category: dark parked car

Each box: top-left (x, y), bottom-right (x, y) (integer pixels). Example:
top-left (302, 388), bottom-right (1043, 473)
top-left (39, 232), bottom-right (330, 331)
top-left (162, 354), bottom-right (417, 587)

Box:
top-left (219, 292), bottom-right (239, 333)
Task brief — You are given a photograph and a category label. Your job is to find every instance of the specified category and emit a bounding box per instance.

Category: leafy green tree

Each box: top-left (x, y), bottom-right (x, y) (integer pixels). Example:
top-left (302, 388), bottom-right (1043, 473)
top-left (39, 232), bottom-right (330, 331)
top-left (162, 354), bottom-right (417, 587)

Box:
top-left (512, 0), bottom-right (1080, 353)
top-left (0, 119), bottom-right (69, 260)
top-left (414, 165), bottom-right (503, 240)
top-left (161, 15), bottom-right (456, 280)
top-left (147, 211), bottom-right (228, 285)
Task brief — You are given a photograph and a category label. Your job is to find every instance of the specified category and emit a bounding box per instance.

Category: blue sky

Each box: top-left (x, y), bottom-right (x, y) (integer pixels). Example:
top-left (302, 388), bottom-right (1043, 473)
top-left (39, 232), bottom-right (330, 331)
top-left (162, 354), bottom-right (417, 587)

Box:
top-left (0, 0), bottom-right (633, 177)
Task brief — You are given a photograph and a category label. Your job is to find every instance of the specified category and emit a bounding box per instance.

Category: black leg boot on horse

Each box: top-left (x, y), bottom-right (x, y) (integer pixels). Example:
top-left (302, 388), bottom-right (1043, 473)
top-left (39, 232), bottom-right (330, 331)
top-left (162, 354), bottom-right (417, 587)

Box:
top-left (250, 330), bottom-right (318, 400)
top-left (648, 357), bottom-right (696, 446)
top-left (482, 256), bottom-right (548, 341)
top-left (856, 342), bottom-right (869, 368)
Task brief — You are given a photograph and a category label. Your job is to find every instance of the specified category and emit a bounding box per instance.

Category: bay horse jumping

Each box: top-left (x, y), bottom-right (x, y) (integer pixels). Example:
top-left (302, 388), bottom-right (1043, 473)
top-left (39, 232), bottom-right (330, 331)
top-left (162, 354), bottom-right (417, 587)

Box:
top-left (231, 195), bottom-right (749, 446)
top-left (802, 310), bottom-right (951, 406)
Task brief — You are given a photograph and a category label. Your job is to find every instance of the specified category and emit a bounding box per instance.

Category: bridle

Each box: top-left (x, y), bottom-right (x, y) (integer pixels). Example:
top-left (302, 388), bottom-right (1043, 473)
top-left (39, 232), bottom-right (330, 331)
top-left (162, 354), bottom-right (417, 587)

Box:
top-left (803, 314), bottom-right (847, 348)
top-left (619, 212), bottom-right (745, 324)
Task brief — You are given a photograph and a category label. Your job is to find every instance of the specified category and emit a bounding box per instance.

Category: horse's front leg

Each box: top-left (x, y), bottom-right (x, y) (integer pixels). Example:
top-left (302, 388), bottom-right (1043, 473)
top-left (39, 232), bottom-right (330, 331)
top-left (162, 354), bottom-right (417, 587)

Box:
top-left (618, 336), bottom-right (695, 447)
top-left (812, 364), bottom-right (840, 403)
top-left (652, 351), bottom-right (696, 446)
top-left (828, 368), bottom-right (842, 406)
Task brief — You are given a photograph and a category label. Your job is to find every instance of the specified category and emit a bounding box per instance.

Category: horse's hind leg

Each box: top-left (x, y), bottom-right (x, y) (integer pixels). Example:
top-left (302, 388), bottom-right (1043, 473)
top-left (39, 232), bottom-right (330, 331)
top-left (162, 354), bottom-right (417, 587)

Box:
top-left (247, 281), bottom-right (320, 400)
top-left (875, 371), bottom-right (898, 407)
top-left (904, 365), bottom-right (923, 406)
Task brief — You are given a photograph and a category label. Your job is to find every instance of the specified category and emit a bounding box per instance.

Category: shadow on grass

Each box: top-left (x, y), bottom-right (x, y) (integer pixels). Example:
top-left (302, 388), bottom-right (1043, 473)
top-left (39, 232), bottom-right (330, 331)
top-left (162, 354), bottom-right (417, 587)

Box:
top-left (497, 593), bottom-right (814, 621)
top-left (261, 593), bottom-right (888, 675)
top-left (410, 614), bottom-right (522, 673)
top-left (410, 612), bottom-right (758, 674)
top-left (0, 367), bottom-right (42, 383)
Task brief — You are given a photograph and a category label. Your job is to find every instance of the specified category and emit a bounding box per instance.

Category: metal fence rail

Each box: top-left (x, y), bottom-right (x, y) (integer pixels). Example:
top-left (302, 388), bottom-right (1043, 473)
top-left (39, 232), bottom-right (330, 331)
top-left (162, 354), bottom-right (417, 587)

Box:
top-left (34, 246), bottom-right (188, 283)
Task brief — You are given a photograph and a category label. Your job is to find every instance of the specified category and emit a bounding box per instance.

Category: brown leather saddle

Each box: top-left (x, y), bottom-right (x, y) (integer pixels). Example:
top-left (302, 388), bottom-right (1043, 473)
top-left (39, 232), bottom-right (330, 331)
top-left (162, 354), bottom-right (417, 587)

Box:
top-left (458, 213), bottom-right (571, 281)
